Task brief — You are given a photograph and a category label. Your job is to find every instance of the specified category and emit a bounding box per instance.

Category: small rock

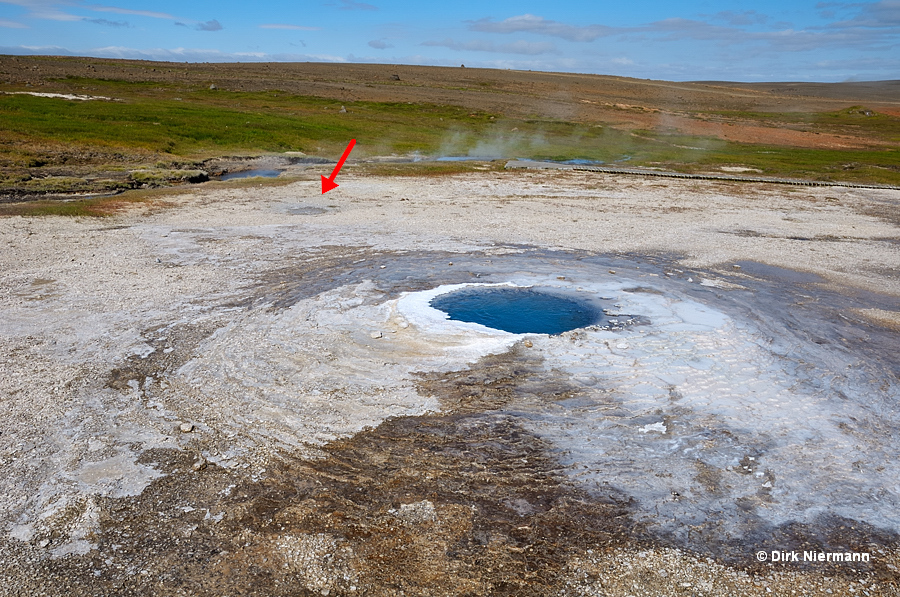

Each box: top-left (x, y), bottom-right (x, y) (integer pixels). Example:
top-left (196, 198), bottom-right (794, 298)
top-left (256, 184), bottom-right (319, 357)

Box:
top-left (523, 339), bottom-right (533, 348)
top-left (390, 74), bottom-right (400, 81)
top-left (39, 539), bottom-right (50, 548)
top-left (179, 422), bottom-right (194, 433)
top-left (608, 270), bottom-right (616, 274)
top-left (556, 276), bottom-right (565, 280)
top-left (448, 262), bottom-right (453, 266)
top-left (339, 106), bottom-right (347, 113)
top-left (393, 500), bottom-right (437, 523)
top-left (209, 84), bottom-right (217, 90)
top-left (192, 459), bottom-right (207, 472)
top-left (733, 264), bottom-right (741, 269)
top-left (370, 331), bottom-right (383, 339)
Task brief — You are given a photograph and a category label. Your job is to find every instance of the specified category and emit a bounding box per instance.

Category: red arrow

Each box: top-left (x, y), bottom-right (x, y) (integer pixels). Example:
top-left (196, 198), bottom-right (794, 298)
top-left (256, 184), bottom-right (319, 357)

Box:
top-left (321, 139), bottom-right (356, 194)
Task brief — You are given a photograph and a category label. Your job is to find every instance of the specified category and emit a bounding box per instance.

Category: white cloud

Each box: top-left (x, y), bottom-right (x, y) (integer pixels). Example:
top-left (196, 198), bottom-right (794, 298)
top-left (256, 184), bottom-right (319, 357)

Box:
top-left (31, 9), bottom-right (82, 21)
top-left (0, 18), bottom-right (28, 28)
top-left (0, 1), bottom-right (222, 30)
top-left (91, 46), bottom-right (244, 59)
top-left (422, 38), bottom-right (557, 55)
top-left (468, 14), bottom-right (615, 42)
top-left (0, 0), bottom-right (176, 21)
top-left (640, 18), bottom-right (741, 42)
top-left (87, 5), bottom-right (176, 20)
top-left (1, 44), bottom-right (75, 54)
top-left (712, 10), bottom-right (771, 26)
top-left (368, 39), bottom-right (393, 49)
top-left (85, 17), bottom-right (129, 27)
top-left (464, 9), bottom-right (900, 56)
top-left (821, 0), bottom-right (900, 28)
top-left (259, 24), bottom-right (319, 30)
top-left (339, 0), bottom-right (377, 10)
top-left (0, 44), bottom-right (350, 64)
top-left (195, 19), bottom-right (222, 31)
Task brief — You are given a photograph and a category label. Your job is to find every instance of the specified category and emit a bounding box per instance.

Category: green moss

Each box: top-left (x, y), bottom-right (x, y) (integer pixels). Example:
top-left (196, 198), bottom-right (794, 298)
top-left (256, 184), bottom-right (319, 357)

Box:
top-left (0, 195), bottom-right (146, 217)
top-left (129, 168), bottom-right (208, 185)
top-left (0, 175), bottom-right (132, 194)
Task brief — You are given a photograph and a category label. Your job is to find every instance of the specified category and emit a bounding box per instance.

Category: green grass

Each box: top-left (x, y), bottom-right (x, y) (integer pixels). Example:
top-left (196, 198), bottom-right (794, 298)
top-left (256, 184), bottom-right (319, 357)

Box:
top-left (0, 93), bottom-right (354, 156)
top-left (1, 80), bottom-right (501, 159)
top-left (696, 106), bottom-right (900, 142)
top-left (0, 194), bottom-right (148, 217)
top-left (694, 146), bottom-right (900, 184)
top-left (2, 77), bottom-right (899, 207)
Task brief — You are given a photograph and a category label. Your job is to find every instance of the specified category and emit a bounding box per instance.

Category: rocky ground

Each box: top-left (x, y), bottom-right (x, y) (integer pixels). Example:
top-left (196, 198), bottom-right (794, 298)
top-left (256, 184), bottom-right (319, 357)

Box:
top-left (1, 168), bottom-right (899, 595)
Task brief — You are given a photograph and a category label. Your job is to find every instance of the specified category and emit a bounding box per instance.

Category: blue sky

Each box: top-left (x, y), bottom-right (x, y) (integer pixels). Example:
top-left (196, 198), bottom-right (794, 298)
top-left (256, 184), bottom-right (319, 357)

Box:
top-left (1, 0), bottom-right (898, 81)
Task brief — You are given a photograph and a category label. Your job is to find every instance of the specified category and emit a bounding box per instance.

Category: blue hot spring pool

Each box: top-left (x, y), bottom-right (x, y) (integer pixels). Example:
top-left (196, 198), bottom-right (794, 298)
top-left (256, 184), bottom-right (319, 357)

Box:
top-left (429, 286), bottom-right (602, 335)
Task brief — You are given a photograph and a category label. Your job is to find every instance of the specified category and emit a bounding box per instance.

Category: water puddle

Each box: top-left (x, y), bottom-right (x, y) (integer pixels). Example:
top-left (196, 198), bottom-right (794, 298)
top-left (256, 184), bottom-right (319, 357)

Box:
top-left (218, 169), bottom-right (282, 181)
top-left (435, 156), bottom-right (500, 162)
top-left (551, 158), bottom-right (605, 165)
top-left (433, 156), bottom-right (604, 165)
top-left (285, 205), bottom-right (329, 216)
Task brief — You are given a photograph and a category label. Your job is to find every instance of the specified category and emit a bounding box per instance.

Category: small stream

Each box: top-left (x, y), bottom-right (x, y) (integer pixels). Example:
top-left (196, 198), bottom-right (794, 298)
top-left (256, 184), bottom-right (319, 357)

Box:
top-left (218, 169), bottom-right (282, 181)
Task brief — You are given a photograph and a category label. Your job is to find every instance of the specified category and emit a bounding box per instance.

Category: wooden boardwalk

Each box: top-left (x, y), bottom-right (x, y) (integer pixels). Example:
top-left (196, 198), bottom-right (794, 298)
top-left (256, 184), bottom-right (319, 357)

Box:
top-left (505, 160), bottom-right (900, 190)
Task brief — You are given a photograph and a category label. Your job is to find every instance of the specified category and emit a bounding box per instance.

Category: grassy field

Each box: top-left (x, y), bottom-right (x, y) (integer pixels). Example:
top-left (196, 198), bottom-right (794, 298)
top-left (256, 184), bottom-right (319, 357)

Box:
top-left (1, 70), bottom-right (899, 214)
top-left (0, 82), bottom-right (485, 161)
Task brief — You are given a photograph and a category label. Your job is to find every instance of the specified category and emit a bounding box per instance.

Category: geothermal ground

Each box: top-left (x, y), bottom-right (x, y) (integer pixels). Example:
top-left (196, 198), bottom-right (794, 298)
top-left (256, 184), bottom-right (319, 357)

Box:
top-left (1, 167), bottom-right (899, 596)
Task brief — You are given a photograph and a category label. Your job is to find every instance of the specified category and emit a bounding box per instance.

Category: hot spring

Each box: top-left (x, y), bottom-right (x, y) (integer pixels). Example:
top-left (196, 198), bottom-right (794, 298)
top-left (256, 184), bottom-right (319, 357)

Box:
top-left (429, 286), bottom-right (603, 335)
top-left (164, 247), bottom-right (900, 563)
